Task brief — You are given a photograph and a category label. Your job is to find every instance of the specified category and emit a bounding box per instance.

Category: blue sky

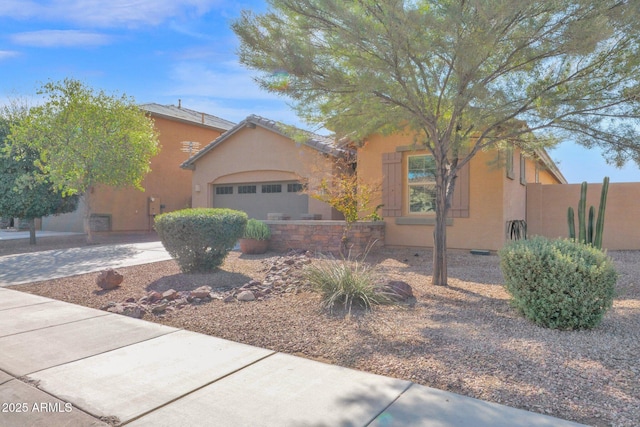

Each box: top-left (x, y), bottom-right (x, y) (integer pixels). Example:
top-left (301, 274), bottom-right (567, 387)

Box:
top-left (1, 0), bottom-right (639, 184)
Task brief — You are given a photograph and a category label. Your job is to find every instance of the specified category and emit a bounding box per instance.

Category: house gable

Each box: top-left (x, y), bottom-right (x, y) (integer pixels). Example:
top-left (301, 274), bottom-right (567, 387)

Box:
top-left (185, 116), bottom-right (348, 220)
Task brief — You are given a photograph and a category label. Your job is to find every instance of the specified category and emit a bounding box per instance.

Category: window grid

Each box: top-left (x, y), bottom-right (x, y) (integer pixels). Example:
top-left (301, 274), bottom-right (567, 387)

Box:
top-left (215, 186), bottom-right (233, 195)
top-left (287, 183), bottom-right (304, 193)
top-left (238, 185), bottom-right (257, 194)
top-left (407, 155), bottom-right (437, 214)
top-left (261, 184), bottom-right (282, 193)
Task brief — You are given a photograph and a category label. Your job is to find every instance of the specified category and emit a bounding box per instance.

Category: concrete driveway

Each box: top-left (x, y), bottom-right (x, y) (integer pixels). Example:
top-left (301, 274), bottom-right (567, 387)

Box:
top-left (0, 241), bottom-right (172, 286)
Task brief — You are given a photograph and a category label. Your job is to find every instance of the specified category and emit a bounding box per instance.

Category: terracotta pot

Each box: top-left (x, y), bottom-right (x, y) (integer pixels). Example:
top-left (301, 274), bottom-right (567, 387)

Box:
top-left (239, 238), bottom-right (269, 254)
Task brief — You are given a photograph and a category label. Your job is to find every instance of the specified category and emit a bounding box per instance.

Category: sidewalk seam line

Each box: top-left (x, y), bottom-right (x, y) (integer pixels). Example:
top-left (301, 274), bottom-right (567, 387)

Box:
top-left (0, 313), bottom-right (111, 339)
top-left (0, 300), bottom-right (55, 312)
top-left (24, 329), bottom-right (181, 377)
top-left (364, 382), bottom-right (415, 426)
top-left (119, 350), bottom-right (278, 426)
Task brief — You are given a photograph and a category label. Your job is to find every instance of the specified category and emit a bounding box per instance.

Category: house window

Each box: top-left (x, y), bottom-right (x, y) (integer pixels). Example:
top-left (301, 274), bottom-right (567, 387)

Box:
top-left (520, 153), bottom-right (526, 185)
top-left (238, 185), bottom-right (256, 194)
top-left (287, 183), bottom-right (304, 193)
top-left (215, 186), bottom-right (233, 195)
top-left (506, 145), bottom-right (514, 179)
top-left (535, 164), bottom-right (540, 183)
top-left (261, 184), bottom-right (282, 193)
top-left (408, 155), bottom-right (437, 213)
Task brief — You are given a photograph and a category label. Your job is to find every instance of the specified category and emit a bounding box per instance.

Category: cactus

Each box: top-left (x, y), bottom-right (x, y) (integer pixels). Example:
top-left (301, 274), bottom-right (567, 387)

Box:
top-left (577, 181), bottom-right (587, 243)
top-left (567, 207), bottom-right (576, 240)
top-left (594, 176), bottom-right (610, 249)
top-left (588, 206), bottom-right (594, 245)
top-left (567, 177), bottom-right (609, 249)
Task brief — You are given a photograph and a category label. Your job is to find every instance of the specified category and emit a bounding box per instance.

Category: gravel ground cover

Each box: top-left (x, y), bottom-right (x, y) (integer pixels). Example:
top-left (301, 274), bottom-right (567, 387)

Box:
top-left (10, 244), bottom-right (640, 427)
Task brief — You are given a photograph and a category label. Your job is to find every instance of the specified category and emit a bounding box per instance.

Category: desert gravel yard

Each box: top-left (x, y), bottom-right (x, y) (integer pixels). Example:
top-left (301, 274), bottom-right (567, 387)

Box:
top-left (12, 247), bottom-right (640, 427)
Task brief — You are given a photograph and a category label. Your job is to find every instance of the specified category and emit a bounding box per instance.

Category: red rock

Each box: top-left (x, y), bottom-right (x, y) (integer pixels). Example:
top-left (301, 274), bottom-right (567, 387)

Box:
top-left (96, 269), bottom-right (124, 290)
top-left (148, 291), bottom-right (163, 303)
top-left (385, 281), bottom-right (414, 301)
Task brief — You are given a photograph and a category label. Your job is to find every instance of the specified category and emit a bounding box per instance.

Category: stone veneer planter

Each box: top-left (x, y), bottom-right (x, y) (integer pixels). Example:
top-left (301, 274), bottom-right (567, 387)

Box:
top-left (265, 220), bottom-right (385, 255)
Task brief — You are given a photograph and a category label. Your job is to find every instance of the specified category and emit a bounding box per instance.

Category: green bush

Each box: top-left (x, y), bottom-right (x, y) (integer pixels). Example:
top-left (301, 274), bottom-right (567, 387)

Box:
top-left (303, 251), bottom-right (392, 313)
top-left (242, 218), bottom-right (271, 240)
top-left (499, 236), bottom-right (617, 330)
top-left (154, 208), bottom-right (247, 273)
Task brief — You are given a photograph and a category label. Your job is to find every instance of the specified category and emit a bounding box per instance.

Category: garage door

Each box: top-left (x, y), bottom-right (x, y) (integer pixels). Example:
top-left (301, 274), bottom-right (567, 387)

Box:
top-left (212, 181), bottom-right (308, 220)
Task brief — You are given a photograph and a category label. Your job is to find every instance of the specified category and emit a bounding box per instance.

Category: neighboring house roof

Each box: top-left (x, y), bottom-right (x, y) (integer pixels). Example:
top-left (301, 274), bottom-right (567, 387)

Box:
top-left (181, 114), bottom-right (351, 170)
top-left (140, 103), bottom-right (236, 132)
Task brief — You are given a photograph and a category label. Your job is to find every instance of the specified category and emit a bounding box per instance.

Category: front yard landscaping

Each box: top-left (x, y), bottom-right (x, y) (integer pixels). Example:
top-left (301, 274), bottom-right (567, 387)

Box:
top-left (11, 246), bottom-right (640, 426)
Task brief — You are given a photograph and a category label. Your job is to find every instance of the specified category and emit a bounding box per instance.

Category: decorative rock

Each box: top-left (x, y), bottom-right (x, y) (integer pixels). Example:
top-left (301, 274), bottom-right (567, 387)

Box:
top-left (96, 269), bottom-right (124, 290)
top-left (237, 290), bottom-right (256, 302)
top-left (223, 294), bottom-right (236, 303)
top-left (385, 280), bottom-right (414, 301)
top-left (122, 304), bottom-right (144, 319)
top-left (190, 286), bottom-right (212, 299)
top-left (162, 289), bottom-right (179, 300)
top-left (107, 303), bottom-right (143, 319)
top-left (151, 303), bottom-right (167, 314)
top-left (148, 291), bottom-right (163, 303)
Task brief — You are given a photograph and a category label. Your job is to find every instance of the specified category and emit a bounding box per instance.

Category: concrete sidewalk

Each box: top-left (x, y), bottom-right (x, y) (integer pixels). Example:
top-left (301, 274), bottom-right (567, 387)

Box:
top-left (0, 288), bottom-right (586, 426)
top-left (0, 241), bottom-right (172, 286)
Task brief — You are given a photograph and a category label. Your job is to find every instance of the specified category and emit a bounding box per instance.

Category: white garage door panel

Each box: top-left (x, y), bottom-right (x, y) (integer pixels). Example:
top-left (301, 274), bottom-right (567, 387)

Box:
top-left (212, 182), bottom-right (308, 220)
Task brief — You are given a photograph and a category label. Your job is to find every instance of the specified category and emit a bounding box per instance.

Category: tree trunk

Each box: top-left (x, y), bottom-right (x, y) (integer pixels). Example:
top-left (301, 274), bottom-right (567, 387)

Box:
top-left (84, 190), bottom-right (94, 244)
top-left (432, 172), bottom-right (448, 286)
top-left (28, 218), bottom-right (36, 245)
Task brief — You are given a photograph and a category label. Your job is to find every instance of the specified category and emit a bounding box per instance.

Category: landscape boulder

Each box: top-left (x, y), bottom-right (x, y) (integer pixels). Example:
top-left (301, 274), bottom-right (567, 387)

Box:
top-left (384, 280), bottom-right (414, 301)
top-left (96, 269), bottom-right (124, 290)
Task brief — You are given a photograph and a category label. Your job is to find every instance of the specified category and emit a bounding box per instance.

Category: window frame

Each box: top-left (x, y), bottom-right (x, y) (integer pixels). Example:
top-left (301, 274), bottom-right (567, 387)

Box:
top-left (261, 184), bottom-right (282, 194)
top-left (215, 186), bottom-right (233, 195)
top-left (506, 145), bottom-right (515, 179)
top-left (238, 185), bottom-right (257, 194)
top-left (406, 154), bottom-right (437, 215)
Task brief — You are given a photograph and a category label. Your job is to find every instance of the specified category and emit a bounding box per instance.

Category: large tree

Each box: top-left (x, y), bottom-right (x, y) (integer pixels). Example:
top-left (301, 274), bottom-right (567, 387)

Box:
top-left (9, 79), bottom-right (160, 242)
top-left (233, 0), bottom-right (640, 285)
top-left (0, 115), bottom-right (79, 245)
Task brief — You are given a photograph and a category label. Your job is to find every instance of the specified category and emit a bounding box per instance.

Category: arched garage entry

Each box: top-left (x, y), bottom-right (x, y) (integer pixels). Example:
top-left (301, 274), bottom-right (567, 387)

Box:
top-left (210, 172), bottom-right (309, 219)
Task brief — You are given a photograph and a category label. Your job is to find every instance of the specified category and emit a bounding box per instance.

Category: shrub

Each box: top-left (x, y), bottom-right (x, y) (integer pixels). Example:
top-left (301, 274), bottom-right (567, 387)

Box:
top-left (499, 236), bottom-right (617, 330)
top-left (303, 250), bottom-right (392, 313)
top-left (154, 208), bottom-right (247, 273)
top-left (242, 218), bottom-right (271, 240)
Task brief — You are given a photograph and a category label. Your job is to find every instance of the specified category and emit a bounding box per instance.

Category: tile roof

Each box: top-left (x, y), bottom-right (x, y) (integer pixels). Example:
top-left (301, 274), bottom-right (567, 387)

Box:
top-left (181, 114), bottom-right (352, 169)
top-left (139, 103), bottom-right (235, 132)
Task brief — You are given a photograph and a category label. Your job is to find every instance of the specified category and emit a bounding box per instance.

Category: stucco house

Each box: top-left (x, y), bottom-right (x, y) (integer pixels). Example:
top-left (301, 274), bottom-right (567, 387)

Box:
top-left (181, 115), bottom-right (349, 220)
top-left (42, 103), bottom-right (235, 232)
top-left (357, 132), bottom-right (567, 251)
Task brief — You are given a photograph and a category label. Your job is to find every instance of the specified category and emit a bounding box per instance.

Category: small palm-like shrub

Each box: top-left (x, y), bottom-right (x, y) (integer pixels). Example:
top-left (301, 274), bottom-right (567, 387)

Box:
top-left (242, 219), bottom-right (271, 240)
top-left (155, 208), bottom-right (247, 273)
top-left (303, 251), bottom-right (392, 313)
top-left (499, 236), bottom-right (617, 330)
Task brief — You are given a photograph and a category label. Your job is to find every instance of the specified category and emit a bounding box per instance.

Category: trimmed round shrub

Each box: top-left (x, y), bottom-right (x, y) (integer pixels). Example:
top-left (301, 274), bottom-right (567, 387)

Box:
top-left (154, 208), bottom-right (247, 273)
top-left (499, 236), bottom-right (617, 330)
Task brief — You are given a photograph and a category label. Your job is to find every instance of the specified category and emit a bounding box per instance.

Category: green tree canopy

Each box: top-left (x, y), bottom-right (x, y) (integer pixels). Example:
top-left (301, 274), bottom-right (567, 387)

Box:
top-left (233, 0), bottom-right (640, 285)
top-left (0, 109), bottom-right (79, 244)
top-left (9, 79), bottom-right (160, 242)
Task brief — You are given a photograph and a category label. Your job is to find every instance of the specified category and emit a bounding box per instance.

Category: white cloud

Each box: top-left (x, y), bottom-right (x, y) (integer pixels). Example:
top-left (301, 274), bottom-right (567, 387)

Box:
top-left (0, 0), bottom-right (223, 28)
top-left (10, 30), bottom-right (113, 47)
top-left (167, 61), bottom-right (284, 101)
top-left (0, 50), bottom-right (20, 60)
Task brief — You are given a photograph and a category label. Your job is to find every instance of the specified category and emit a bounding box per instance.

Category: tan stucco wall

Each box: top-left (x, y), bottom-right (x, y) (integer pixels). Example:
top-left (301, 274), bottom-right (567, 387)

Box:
top-left (87, 115), bottom-right (225, 231)
top-left (527, 182), bottom-right (640, 250)
top-left (190, 126), bottom-right (339, 220)
top-left (358, 134), bottom-right (514, 250)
